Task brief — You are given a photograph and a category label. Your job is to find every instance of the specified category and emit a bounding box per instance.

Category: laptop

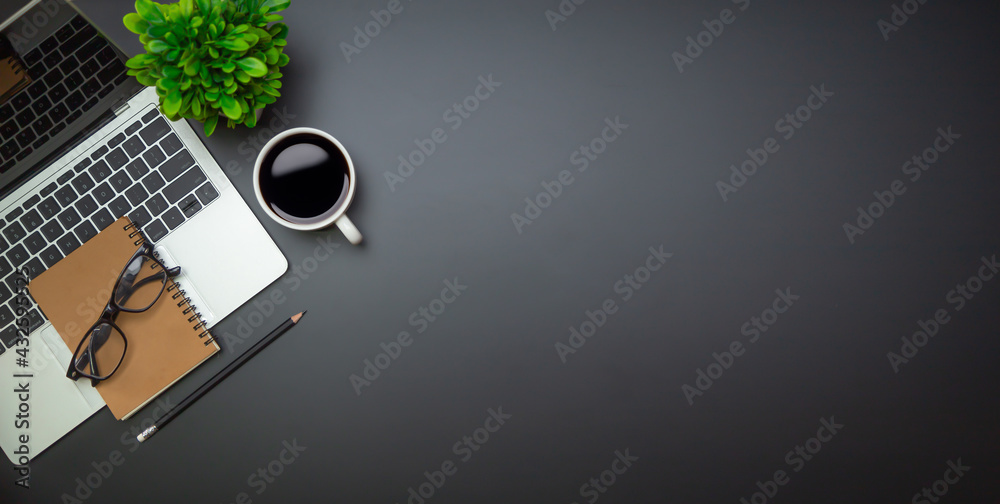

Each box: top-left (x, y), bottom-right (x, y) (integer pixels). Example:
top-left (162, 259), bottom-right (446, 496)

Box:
top-left (0, 0), bottom-right (287, 463)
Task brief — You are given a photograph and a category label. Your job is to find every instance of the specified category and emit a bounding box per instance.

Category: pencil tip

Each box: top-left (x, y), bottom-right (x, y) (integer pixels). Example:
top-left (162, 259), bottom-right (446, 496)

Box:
top-left (292, 311), bottom-right (306, 323)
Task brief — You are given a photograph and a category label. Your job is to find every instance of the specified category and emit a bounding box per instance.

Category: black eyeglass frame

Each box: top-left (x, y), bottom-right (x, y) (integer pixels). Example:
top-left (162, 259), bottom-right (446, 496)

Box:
top-left (66, 241), bottom-right (181, 385)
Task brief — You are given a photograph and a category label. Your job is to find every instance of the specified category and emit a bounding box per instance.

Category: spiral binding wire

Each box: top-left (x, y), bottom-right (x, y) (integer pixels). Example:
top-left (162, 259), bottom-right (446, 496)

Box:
top-left (124, 220), bottom-right (214, 346)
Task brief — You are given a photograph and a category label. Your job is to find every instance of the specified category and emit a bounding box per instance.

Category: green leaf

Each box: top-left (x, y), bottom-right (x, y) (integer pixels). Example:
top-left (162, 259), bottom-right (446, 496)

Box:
top-left (220, 95), bottom-right (241, 120)
top-left (232, 24), bottom-right (249, 34)
top-left (221, 60), bottom-right (236, 72)
top-left (147, 40), bottom-right (170, 53)
top-left (261, 84), bottom-right (280, 97)
top-left (196, 0), bottom-right (211, 14)
top-left (148, 24), bottom-right (171, 37)
top-left (236, 57), bottom-right (267, 77)
top-left (192, 98), bottom-right (202, 116)
top-left (204, 113), bottom-right (219, 136)
top-left (262, 0), bottom-right (290, 13)
top-left (217, 38), bottom-right (249, 51)
top-left (123, 13), bottom-right (149, 34)
top-left (163, 90), bottom-right (182, 116)
top-left (235, 69), bottom-right (251, 83)
top-left (241, 33), bottom-right (259, 47)
top-left (135, 0), bottom-right (166, 24)
top-left (125, 54), bottom-right (150, 69)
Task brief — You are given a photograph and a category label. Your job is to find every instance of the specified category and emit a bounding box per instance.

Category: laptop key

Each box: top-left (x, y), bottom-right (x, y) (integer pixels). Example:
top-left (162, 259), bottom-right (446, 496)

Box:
top-left (125, 158), bottom-right (149, 180)
top-left (31, 96), bottom-right (53, 116)
top-left (7, 244), bottom-right (30, 266)
top-left (159, 151), bottom-right (194, 181)
top-left (54, 185), bottom-right (77, 206)
top-left (143, 219), bottom-right (167, 242)
top-left (23, 49), bottom-right (42, 67)
top-left (128, 207), bottom-right (151, 227)
top-left (23, 232), bottom-right (47, 255)
top-left (81, 60), bottom-right (100, 78)
top-left (27, 81), bottom-right (47, 99)
top-left (19, 209), bottom-right (43, 230)
top-left (57, 171), bottom-right (74, 185)
top-left (73, 158), bottom-right (91, 173)
top-left (0, 258), bottom-right (11, 278)
top-left (26, 309), bottom-right (43, 332)
top-left (0, 306), bottom-right (14, 332)
top-left (63, 24), bottom-right (96, 55)
top-left (5, 208), bottom-right (23, 222)
top-left (56, 233), bottom-right (81, 255)
top-left (56, 23), bottom-right (77, 42)
top-left (37, 246), bottom-right (61, 269)
top-left (125, 120), bottom-right (143, 136)
top-left (16, 129), bottom-right (36, 149)
top-left (15, 109), bottom-right (36, 129)
top-left (140, 119), bottom-right (172, 146)
top-left (106, 147), bottom-right (129, 170)
top-left (161, 207), bottom-right (184, 230)
top-left (40, 35), bottom-right (60, 54)
top-left (109, 170), bottom-right (132, 192)
top-left (142, 109), bottom-right (159, 123)
top-left (57, 207), bottom-right (81, 229)
top-left (75, 221), bottom-right (98, 244)
top-left (42, 68), bottom-right (63, 88)
top-left (72, 172), bottom-right (95, 194)
top-left (71, 15), bottom-right (89, 30)
top-left (0, 283), bottom-right (9, 305)
top-left (88, 159), bottom-right (111, 181)
top-left (0, 141), bottom-right (16, 160)
top-left (125, 183), bottom-right (149, 207)
top-left (91, 145), bottom-right (109, 162)
top-left (142, 145), bottom-right (166, 169)
top-left (98, 60), bottom-right (126, 86)
top-left (108, 196), bottom-right (130, 218)
top-left (163, 166), bottom-right (207, 204)
top-left (146, 194), bottom-right (169, 216)
top-left (75, 194), bottom-right (99, 217)
top-left (38, 196), bottom-right (60, 219)
top-left (31, 134), bottom-right (50, 150)
top-left (96, 47), bottom-right (117, 67)
top-left (1, 121), bottom-right (17, 140)
top-left (2, 223), bottom-right (26, 243)
top-left (89, 208), bottom-right (113, 231)
top-left (76, 38), bottom-right (106, 64)
top-left (59, 55), bottom-right (79, 76)
top-left (92, 182), bottom-right (114, 204)
top-left (65, 72), bottom-right (84, 91)
top-left (123, 137), bottom-right (145, 158)
top-left (179, 195), bottom-right (202, 218)
top-left (20, 195), bottom-right (40, 210)
top-left (159, 133), bottom-right (183, 156)
top-left (41, 220), bottom-right (63, 241)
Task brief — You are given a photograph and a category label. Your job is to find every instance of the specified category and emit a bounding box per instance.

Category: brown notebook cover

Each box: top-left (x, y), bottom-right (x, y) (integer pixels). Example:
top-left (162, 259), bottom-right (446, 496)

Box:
top-left (28, 217), bottom-right (218, 420)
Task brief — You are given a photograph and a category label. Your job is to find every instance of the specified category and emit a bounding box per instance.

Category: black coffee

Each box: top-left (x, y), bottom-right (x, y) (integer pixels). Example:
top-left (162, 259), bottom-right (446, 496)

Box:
top-left (259, 133), bottom-right (350, 224)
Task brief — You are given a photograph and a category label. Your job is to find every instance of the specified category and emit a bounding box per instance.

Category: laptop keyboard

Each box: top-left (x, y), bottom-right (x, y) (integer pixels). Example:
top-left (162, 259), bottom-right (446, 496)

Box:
top-left (0, 106), bottom-right (220, 355)
top-left (0, 14), bottom-right (128, 173)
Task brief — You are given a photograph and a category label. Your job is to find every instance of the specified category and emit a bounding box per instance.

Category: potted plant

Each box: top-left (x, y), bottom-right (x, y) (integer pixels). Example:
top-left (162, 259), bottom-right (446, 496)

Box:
top-left (122, 0), bottom-right (290, 136)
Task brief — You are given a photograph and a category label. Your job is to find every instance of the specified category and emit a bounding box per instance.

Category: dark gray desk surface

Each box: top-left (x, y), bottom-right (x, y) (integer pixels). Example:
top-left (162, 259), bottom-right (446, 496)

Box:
top-left (4, 0), bottom-right (1000, 502)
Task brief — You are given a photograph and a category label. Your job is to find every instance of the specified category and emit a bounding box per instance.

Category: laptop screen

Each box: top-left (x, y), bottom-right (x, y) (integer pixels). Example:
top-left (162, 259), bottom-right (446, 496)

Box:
top-left (0, 0), bottom-right (141, 197)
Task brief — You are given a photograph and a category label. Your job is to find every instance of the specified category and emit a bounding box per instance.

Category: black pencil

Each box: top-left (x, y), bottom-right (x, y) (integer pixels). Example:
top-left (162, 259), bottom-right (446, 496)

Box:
top-left (137, 311), bottom-right (306, 442)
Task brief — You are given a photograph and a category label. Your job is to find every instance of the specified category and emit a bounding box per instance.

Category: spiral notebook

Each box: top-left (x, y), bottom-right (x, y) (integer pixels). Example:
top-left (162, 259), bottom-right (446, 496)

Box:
top-left (28, 217), bottom-right (219, 420)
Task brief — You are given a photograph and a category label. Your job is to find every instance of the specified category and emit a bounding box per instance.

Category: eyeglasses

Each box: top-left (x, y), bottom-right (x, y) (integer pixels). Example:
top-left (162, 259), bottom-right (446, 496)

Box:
top-left (66, 241), bottom-right (181, 385)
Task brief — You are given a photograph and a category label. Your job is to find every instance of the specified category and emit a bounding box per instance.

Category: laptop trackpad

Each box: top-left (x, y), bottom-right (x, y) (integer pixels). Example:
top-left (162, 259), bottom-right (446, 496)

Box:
top-left (0, 327), bottom-right (104, 464)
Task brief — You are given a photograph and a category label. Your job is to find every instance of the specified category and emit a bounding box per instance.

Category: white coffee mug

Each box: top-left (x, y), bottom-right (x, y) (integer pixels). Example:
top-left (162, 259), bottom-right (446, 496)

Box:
top-left (252, 127), bottom-right (363, 244)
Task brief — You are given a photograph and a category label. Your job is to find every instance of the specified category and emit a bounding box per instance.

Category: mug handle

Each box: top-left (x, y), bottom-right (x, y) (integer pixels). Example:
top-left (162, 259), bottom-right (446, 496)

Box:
top-left (335, 215), bottom-right (363, 245)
